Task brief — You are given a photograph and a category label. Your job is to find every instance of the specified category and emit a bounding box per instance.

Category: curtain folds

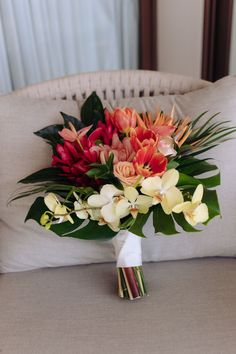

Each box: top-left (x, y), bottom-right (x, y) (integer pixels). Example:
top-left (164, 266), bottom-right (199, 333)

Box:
top-left (0, 0), bottom-right (139, 93)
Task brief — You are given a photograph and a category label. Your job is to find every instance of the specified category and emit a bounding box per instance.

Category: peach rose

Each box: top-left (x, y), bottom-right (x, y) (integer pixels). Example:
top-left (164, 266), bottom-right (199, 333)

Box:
top-left (113, 161), bottom-right (142, 186)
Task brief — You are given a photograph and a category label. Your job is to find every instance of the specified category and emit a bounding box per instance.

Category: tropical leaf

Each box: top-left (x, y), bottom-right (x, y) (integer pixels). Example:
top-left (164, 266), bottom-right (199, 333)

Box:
top-left (81, 91), bottom-right (105, 128)
top-left (34, 124), bottom-right (63, 145)
top-left (129, 212), bottom-right (150, 237)
top-left (178, 172), bottom-right (220, 189)
top-left (202, 189), bottom-right (221, 223)
top-left (59, 220), bottom-right (117, 240)
top-left (153, 205), bottom-right (179, 235)
top-left (19, 167), bottom-right (68, 184)
top-left (25, 197), bottom-right (117, 240)
top-left (60, 111), bottom-right (84, 130)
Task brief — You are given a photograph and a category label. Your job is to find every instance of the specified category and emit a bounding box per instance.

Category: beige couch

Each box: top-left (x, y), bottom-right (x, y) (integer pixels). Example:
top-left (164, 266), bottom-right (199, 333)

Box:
top-left (1, 70), bottom-right (236, 354)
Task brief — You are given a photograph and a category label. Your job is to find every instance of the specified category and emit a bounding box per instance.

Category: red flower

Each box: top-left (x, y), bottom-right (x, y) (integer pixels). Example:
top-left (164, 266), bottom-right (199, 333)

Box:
top-left (130, 126), bottom-right (158, 151)
top-left (133, 147), bottom-right (167, 177)
top-left (52, 141), bottom-right (100, 187)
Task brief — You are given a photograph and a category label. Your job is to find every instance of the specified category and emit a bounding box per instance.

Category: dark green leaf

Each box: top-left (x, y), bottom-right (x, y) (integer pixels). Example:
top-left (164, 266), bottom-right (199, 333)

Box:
top-left (153, 205), bottom-right (179, 235)
top-left (177, 172), bottom-right (220, 189)
top-left (61, 220), bottom-right (117, 240)
top-left (129, 212), bottom-right (150, 237)
top-left (80, 91), bottom-right (105, 128)
top-left (60, 111), bottom-right (84, 130)
top-left (167, 160), bottom-right (179, 169)
top-left (25, 197), bottom-right (117, 240)
top-left (177, 158), bottom-right (218, 176)
top-left (25, 197), bottom-right (47, 223)
top-left (34, 124), bottom-right (63, 145)
top-left (202, 189), bottom-right (221, 223)
top-left (86, 168), bottom-right (103, 178)
top-left (50, 217), bottom-right (84, 236)
top-left (19, 168), bottom-right (68, 184)
top-left (190, 111), bottom-right (208, 129)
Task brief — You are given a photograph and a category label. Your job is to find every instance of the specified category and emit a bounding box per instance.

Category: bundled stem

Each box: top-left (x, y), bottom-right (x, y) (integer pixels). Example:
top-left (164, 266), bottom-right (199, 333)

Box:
top-left (117, 266), bottom-right (147, 300)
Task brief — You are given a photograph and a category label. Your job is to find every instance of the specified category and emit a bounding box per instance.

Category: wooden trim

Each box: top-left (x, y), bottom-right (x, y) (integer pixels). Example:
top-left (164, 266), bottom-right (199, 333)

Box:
top-left (202, 0), bottom-right (233, 81)
top-left (139, 0), bottom-right (157, 70)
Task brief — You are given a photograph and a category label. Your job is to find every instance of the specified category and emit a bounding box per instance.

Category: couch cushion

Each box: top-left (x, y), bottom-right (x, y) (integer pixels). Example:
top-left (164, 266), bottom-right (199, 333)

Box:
top-left (1, 258), bottom-right (236, 354)
top-left (1, 76), bottom-right (236, 273)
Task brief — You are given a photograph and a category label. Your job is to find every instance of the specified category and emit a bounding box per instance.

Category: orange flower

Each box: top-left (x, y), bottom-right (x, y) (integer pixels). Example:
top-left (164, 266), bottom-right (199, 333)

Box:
top-left (133, 147), bottom-right (167, 177)
top-left (138, 112), bottom-right (175, 137)
top-left (113, 161), bottom-right (142, 186)
top-left (110, 108), bottom-right (139, 134)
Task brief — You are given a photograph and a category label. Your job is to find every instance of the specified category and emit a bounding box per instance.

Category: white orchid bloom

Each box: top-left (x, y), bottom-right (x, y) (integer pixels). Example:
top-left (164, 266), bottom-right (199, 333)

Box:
top-left (141, 169), bottom-right (183, 214)
top-left (98, 217), bottom-right (120, 232)
top-left (44, 193), bottom-right (74, 224)
top-left (87, 184), bottom-right (123, 226)
top-left (172, 184), bottom-right (209, 226)
top-left (74, 200), bottom-right (89, 220)
top-left (73, 192), bottom-right (89, 220)
top-left (116, 186), bottom-right (152, 219)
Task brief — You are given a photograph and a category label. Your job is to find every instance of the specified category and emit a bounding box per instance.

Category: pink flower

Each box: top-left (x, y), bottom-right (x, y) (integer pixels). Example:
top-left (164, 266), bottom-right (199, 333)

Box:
top-left (113, 161), bottom-right (142, 186)
top-left (59, 123), bottom-right (93, 143)
top-left (137, 112), bottom-right (175, 137)
top-left (99, 134), bottom-right (135, 164)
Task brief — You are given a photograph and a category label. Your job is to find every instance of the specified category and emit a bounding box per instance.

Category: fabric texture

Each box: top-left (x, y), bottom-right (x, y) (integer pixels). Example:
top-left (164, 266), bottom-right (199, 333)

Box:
top-left (1, 258), bottom-right (236, 354)
top-left (0, 76), bottom-right (236, 273)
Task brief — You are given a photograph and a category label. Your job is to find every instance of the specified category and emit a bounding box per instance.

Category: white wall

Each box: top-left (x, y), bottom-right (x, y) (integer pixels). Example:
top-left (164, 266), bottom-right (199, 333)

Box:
top-left (229, 0), bottom-right (236, 74)
top-left (157, 0), bottom-right (204, 79)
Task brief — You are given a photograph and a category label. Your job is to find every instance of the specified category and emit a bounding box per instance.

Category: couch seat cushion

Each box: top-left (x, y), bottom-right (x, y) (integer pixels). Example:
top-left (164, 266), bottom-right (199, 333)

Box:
top-left (1, 258), bottom-right (236, 354)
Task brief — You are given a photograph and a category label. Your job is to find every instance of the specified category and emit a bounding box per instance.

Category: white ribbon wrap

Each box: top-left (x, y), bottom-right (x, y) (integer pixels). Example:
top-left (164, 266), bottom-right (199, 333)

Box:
top-left (112, 230), bottom-right (142, 268)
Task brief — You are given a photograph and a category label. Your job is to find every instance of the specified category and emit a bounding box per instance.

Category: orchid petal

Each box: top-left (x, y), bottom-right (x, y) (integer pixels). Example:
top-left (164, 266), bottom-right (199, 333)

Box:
top-left (44, 193), bottom-right (60, 212)
top-left (193, 203), bottom-right (209, 224)
top-left (124, 187), bottom-right (139, 203)
top-left (116, 199), bottom-right (130, 218)
top-left (161, 186), bottom-right (184, 214)
top-left (108, 220), bottom-right (120, 232)
top-left (54, 205), bottom-right (74, 224)
top-left (172, 201), bottom-right (192, 213)
top-left (137, 204), bottom-right (149, 214)
top-left (87, 194), bottom-right (108, 208)
top-left (141, 176), bottom-right (162, 197)
top-left (192, 184), bottom-right (204, 203)
top-left (136, 195), bottom-right (153, 209)
top-left (162, 169), bottom-right (179, 190)
top-left (100, 184), bottom-right (123, 200)
top-left (101, 203), bottom-right (119, 223)
top-left (74, 201), bottom-right (88, 219)
top-left (88, 208), bottom-right (101, 221)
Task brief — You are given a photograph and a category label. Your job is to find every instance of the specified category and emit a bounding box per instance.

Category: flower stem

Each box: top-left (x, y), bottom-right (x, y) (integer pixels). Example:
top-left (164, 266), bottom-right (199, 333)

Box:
top-left (116, 266), bottom-right (147, 300)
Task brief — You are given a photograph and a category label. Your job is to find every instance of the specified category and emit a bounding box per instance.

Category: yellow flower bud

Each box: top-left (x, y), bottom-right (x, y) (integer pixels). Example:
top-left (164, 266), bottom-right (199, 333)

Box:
top-left (40, 213), bottom-right (50, 226)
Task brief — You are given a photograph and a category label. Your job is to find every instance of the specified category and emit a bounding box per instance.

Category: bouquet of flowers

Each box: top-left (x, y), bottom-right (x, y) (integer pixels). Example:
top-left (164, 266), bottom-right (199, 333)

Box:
top-left (12, 92), bottom-right (235, 300)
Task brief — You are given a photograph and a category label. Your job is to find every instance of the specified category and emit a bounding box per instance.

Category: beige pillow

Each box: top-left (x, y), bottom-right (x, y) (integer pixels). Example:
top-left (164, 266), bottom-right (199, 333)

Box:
top-left (1, 76), bottom-right (236, 273)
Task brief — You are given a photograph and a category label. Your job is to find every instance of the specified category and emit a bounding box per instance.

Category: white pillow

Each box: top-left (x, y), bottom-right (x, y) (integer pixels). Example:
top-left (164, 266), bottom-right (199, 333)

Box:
top-left (1, 76), bottom-right (236, 273)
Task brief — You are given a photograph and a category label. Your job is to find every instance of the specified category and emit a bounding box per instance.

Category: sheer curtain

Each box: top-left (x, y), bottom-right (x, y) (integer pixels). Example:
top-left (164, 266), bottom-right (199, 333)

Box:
top-left (0, 0), bottom-right (139, 93)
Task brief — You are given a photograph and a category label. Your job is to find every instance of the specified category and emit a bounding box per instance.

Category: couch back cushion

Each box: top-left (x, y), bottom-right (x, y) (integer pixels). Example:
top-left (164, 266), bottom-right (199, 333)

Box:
top-left (0, 76), bottom-right (236, 273)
